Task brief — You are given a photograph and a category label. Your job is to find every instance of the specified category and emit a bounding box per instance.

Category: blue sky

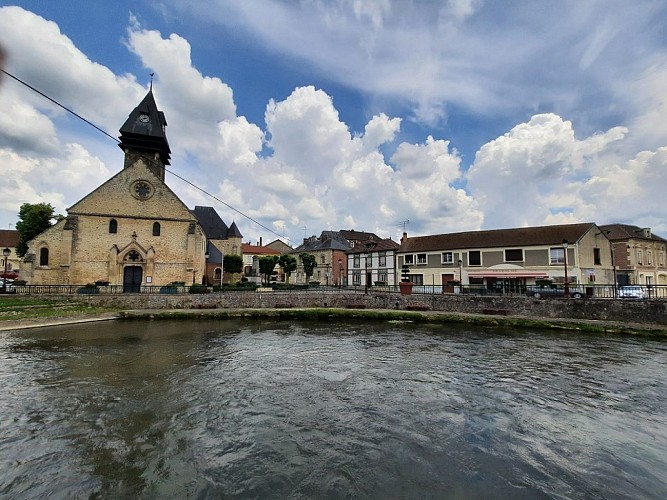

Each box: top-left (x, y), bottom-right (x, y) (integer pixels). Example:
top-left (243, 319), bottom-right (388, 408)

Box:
top-left (1, 1), bottom-right (666, 246)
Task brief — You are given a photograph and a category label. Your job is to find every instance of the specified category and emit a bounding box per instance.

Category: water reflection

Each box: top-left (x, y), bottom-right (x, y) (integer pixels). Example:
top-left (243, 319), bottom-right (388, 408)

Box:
top-left (1, 321), bottom-right (666, 499)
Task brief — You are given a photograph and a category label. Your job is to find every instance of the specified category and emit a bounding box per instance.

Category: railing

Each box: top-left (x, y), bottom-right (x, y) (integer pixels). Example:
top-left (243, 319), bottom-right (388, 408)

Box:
top-left (4, 283), bottom-right (667, 299)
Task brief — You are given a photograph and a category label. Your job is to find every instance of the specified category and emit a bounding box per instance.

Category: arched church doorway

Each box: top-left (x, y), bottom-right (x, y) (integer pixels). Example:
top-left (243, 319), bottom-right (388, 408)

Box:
top-left (123, 266), bottom-right (143, 293)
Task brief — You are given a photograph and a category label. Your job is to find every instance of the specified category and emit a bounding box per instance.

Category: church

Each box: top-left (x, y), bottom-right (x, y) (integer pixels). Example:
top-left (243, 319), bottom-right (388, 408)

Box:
top-left (20, 89), bottom-right (242, 289)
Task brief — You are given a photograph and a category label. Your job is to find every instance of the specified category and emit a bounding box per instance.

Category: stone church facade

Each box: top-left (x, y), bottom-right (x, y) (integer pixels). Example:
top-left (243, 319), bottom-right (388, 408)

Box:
top-left (21, 89), bottom-right (241, 289)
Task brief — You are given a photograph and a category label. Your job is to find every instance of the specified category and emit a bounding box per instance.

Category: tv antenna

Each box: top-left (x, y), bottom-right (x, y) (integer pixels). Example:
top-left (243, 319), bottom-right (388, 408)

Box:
top-left (396, 219), bottom-right (410, 232)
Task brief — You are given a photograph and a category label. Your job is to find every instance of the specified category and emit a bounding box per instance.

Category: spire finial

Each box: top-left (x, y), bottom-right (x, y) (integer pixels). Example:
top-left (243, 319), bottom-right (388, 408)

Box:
top-left (149, 73), bottom-right (154, 90)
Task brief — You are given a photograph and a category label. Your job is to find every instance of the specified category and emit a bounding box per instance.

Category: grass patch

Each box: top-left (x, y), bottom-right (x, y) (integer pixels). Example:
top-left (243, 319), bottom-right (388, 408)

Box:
top-left (0, 297), bottom-right (121, 322)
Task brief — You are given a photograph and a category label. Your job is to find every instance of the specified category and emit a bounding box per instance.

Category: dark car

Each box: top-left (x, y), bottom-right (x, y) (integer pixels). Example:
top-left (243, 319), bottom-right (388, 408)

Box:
top-left (526, 285), bottom-right (584, 299)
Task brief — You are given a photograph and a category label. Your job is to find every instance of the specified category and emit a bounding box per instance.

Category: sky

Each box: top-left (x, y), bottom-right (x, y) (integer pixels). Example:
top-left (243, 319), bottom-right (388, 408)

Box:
top-left (0, 1), bottom-right (666, 247)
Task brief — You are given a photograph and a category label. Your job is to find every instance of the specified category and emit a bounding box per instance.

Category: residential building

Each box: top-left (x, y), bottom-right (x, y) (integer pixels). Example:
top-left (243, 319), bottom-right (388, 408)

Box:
top-left (242, 243), bottom-right (281, 283)
top-left (397, 223), bottom-right (614, 293)
top-left (346, 237), bottom-right (400, 288)
top-left (0, 229), bottom-right (20, 278)
top-left (291, 231), bottom-right (350, 285)
top-left (265, 238), bottom-right (292, 254)
top-left (600, 224), bottom-right (667, 286)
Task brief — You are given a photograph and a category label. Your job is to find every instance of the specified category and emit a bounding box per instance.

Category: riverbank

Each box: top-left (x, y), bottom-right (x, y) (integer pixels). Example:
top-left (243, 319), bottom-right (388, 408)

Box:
top-left (1, 307), bottom-right (665, 337)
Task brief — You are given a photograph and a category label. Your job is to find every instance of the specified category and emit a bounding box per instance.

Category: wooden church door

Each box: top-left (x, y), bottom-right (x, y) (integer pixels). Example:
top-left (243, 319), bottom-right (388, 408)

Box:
top-left (123, 266), bottom-right (143, 293)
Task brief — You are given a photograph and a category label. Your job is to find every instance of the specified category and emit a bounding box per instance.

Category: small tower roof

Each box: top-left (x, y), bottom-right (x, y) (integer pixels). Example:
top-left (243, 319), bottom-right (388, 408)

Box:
top-left (228, 221), bottom-right (243, 238)
top-left (118, 89), bottom-right (171, 166)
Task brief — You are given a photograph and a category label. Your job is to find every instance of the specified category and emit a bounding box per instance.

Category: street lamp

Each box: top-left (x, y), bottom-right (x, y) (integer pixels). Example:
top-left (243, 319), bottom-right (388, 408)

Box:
top-left (2, 248), bottom-right (9, 294)
top-left (364, 250), bottom-right (369, 294)
top-left (204, 251), bottom-right (210, 286)
top-left (220, 252), bottom-right (224, 285)
top-left (562, 239), bottom-right (570, 298)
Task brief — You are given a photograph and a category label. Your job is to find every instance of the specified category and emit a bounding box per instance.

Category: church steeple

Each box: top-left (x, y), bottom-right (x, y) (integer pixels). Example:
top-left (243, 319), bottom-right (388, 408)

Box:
top-left (118, 89), bottom-right (171, 181)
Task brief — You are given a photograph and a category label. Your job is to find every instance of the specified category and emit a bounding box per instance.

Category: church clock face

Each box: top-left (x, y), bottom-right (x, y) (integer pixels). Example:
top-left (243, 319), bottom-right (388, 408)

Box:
top-left (131, 180), bottom-right (154, 200)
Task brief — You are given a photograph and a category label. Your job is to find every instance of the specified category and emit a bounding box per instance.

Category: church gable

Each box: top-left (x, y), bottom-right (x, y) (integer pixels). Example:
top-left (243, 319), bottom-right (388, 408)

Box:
top-left (67, 158), bottom-right (194, 221)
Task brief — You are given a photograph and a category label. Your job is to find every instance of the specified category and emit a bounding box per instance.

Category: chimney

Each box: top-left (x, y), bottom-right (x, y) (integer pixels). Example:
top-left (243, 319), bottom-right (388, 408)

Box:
top-left (259, 237), bottom-right (263, 247)
top-left (401, 232), bottom-right (408, 244)
top-left (643, 228), bottom-right (651, 238)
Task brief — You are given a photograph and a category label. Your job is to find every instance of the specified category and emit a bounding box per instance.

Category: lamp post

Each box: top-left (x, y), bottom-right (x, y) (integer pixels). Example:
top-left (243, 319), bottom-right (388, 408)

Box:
top-left (204, 251), bottom-right (210, 286)
top-left (364, 250), bottom-right (369, 294)
top-left (2, 248), bottom-right (9, 293)
top-left (458, 259), bottom-right (463, 294)
top-left (562, 239), bottom-right (570, 298)
top-left (338, 258), bottom-right (343, 287)
top-left (220, 252), bottom-right (224, 285)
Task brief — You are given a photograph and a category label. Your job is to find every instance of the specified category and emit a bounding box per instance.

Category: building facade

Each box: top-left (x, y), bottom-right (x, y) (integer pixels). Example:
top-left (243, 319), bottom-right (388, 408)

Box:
top-left (346, 237), bottom-right (400, 288)
top-left (600, 224), bottom-right (667, 286)
top-left (397, 223), bottom-right (614, 293)
top-left (20, 90), bottom-right (235, 289)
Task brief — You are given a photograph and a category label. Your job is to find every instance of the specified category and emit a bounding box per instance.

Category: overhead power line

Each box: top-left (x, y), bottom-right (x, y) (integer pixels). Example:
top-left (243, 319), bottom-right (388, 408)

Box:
top-left (1, 68), bottom-right (295, 246)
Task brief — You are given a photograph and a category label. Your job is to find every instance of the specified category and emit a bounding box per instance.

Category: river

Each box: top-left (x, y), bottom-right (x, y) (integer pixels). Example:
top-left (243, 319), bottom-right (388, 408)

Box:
top-left (1, 319), bottom-right (665, 499)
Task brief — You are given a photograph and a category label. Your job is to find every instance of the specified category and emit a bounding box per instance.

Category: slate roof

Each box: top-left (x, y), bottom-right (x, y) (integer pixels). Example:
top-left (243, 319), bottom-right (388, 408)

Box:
top-left (347, 238), bottom-right (400, 254)
top-left (192, 206), bottom-right (230, 239)
top-left (339, 229), bottom-right (381, 242)
top-left (293, 231), bottom-right (351, 253)
top-left (599, 224), bottom-right (666, 243)
top-left (399, 223), bottom-right (597, 253)
top-left (118, 89), bottom-right (171, 166)
top-left (227, 221), bottom-right (243, 238)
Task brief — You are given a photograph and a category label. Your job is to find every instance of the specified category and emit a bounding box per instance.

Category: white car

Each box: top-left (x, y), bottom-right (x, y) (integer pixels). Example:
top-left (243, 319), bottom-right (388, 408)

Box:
top-left (0, 279), bottom-right (15, 293)
top-left (617, 286), bottom-right (648, 299)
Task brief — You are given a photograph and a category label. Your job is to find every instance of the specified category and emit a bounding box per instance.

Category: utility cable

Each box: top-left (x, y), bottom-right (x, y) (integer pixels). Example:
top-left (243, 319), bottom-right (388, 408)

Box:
top-left (1, 67), bottom-right (295, 246)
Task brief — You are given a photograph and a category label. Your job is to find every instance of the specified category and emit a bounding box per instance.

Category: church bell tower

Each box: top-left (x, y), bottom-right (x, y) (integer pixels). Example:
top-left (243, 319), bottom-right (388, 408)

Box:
top-left (118, 89), bottom-right (171, 181)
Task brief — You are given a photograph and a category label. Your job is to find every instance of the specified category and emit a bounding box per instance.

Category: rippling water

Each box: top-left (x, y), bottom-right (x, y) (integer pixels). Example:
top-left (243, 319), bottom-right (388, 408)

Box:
top-left (1, 320), bottom-right (666, 499)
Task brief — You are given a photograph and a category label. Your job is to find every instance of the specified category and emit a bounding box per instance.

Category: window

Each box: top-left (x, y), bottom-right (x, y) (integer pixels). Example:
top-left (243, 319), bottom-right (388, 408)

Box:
top-left (377, 270), bottom-right (388, 283)
top-left (214, 268), bottom-right (222, 280)
top-left (320, 255), bottom-right (325, 264)
top-left (39, 247), bottom-right (49, 266)
top-left (505, 249), bottom-right (523, 262)
top-left (417, 253), bottom-right (427, 265)
top-left (637, 250), bottom-right (643, 265)
top-left (353, 255), bottom-right (360, 268)
top-left (550, 248), bottom-right (565, 264)
top-left (660, 252), bottom-right (665, 266)
top-left (468, 251), bottom-right (481, 266)
top-left (593, 248), bottom-right (601, 265)
top-left (152, 222), bottom-right (161, 236)
top-left (352, 271), bottom-right (361, 285)
top-left (109, 219), bottom-right (117, 234)
top-left (647, 251), bottom-right (652, 265)
top-left (378, 251), bottom-right (387, 267)
top-left (409, 274), bottom-right (424, 285)
top-left (442, 252), bottom-right (453, 264)
top-left (404, 254), bottom-right (414, 265)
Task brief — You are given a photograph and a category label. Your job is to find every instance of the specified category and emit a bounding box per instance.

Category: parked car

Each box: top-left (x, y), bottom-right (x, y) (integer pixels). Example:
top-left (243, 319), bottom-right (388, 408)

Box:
top-left (526, 285), bottom-right (584, 299)
top-left (0, 278), bottom-right (15, 293)
top-left (617, 285), bottom-right (648, 299)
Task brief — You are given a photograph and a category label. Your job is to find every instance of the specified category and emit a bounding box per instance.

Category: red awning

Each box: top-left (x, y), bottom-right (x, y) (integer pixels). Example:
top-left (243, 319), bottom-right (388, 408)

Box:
top-left (467, 271), bottom-right (548, 279)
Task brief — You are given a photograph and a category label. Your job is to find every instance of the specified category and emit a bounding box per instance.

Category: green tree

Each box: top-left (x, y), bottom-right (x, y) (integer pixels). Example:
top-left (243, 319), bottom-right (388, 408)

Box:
top-left (278, 254), bottom-right (297, 284)
top-left (223, 254), bottom-right (243, 282)
top-left (259, 255), bottom-right (279, 284)
top-left (15, 202), bottom-right (58, 257)
top-left (300, 253), bottom-right (318, 282)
